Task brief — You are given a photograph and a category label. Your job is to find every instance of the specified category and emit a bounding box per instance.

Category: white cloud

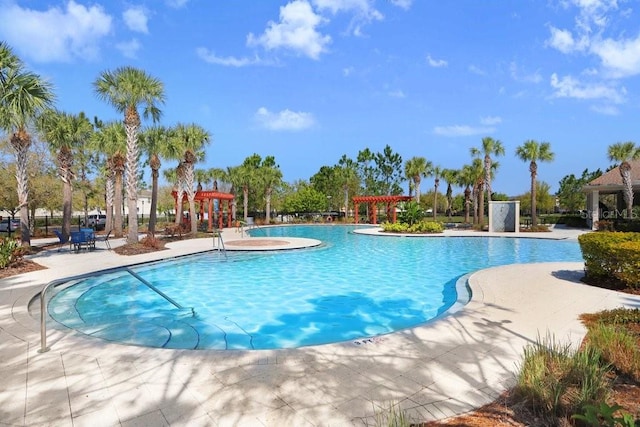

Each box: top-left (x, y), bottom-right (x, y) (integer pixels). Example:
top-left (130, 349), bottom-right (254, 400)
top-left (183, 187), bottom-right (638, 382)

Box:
top-left (196, 47), bottom-right (265, 67)
top-left (433, 125), bottom-right (495, 137)
top-left (590, 104), bottom-right (619, 115)
top-left (547, 0), bottom-right (640, 78)
top-left (480, 116), bottom-right (502, 125)
top-left (591, 35), bottom-right (640, 78)
top-left (312, 0), bottom-right (383, 36)
top-left (116, 39), bottom-right (141, 59)
top-left (468, 65), bottom-right (486, 75)
top-left (0, 0), bottom-right (112, 62)
top-left (247, 0), bottom-right (331, 60)
top-left (255, 107), bottom-right (316, 131)
top-left (123, 6), bottom-right (149, 34)
top-left (547, 26), bottom-right (587, 54)
top-left (388, 90), bottom-right (405, 98)
top-left (390, 0), bottom-right (413, 10)
top-left (550, 73), bottom-right (626, 103)
top-left (343, 66), bottom-right (355, 76)
top-left (166, 0), bottom-right (189, 8)
top-left (427, 55), bottom-right (447, 68)
top-left (509, 62), bottom-right (542, 83)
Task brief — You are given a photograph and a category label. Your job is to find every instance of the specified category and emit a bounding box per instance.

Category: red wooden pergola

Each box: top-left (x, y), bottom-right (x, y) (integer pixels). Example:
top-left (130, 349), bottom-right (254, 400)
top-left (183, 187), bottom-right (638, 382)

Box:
top-left (172, 190), bottom-right (235, 231)
top-left (353, 195), bottom-right (413, 224)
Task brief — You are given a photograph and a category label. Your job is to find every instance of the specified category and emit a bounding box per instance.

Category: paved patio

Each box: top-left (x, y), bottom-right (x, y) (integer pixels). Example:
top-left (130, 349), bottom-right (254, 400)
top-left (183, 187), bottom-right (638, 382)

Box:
top-left (1, 225), bottom-right (639, 426)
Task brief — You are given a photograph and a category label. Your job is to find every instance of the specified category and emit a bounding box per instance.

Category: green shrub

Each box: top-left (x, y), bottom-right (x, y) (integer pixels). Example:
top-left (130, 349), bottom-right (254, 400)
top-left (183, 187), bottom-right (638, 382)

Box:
top-left (398, 201), bottom-right (424, 226)
top-left (380, 220), bottom-right (444, 234)
top-left (380, 222), bottom-right (409, 233)
top-left (409, 220), bottom-right (444, 233)
top-left (0, 238), bottom-right (24, 269)
top-left (608, 240), bottom-right (640, 289)
top-left (578, 232), bottom-right (640, 280)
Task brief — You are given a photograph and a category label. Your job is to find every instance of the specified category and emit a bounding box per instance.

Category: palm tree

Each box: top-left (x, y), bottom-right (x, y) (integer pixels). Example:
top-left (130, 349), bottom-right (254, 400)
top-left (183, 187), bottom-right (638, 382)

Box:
top-left (94, 66), bottom-right (165, 243)
top-left (469, 158), bottom-right (485, 225)
top-left (140, 125), bottom-right (179, 236)
top-left (432, 165), bottom-right (442, 220)
top-left (471, 137), bottom-right (505, 203)
top-left (37, 110), bottom-right (93, 242)
top-left (516, 140), bottom-right (555, 227)
top-left (607, 141), bottom-right (640, 219)
top-left (0, 42), bottom-right (55, 246)
top-left (404, 156), bottom-right (433, 203)
top-left (173, 123), bottom-right (210, 234)
top-left (258, 156), bottom-right (283, 223)
top-left (91, 122), bottom-right (127, 237)
top-left (337, 155), bottom-right (360, 220)
top-left (457, 164), bottom-right (476, 224)
top-left (440, 168), bottom-right (459, 219)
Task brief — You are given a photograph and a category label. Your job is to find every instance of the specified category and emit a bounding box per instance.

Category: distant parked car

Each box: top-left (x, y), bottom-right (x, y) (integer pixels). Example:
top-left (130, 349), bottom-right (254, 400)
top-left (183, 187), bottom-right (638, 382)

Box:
top-left (0, 218), bottom-right (21, 233)
top-left (80, 214), bottom-right (106, 230)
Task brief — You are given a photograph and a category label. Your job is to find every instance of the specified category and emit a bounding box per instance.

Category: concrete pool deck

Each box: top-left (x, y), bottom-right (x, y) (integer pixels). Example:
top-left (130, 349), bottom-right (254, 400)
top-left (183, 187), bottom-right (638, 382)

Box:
top-left (1, 225), bottom-right (640, 426)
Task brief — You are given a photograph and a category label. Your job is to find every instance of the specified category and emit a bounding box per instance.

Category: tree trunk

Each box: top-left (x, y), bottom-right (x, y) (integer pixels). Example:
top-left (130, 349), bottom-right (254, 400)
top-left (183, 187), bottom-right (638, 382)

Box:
top-left (464, 186), bottom-right (471, 223)
top-left (62, 180), bottom-right (72, 242)
top-left (343, 186), bottom-right (349, 220)
top-left (620, 163), bottom-right (634, 219)
top-left (433, 181), bottom-right (439, 220)
top-left (478, 183), bottom-right (485, 226)
top-left (265, 187), bottom-right (272, 223)
top-left (243, 185), bottom-right (249, 222)
top-left (114, 172), bottom-right (124, 238)
top-left (530, 161), bottom-right (538, 227)
top-left (124, 109), bottom-right (140, 243)
top-left (149, 166), bottom-right (159, 235)
top-left (484, 155), bottom-right (492, 203)
top-left (105, 169), bottom-right (115, 234)
top-left (11, 132), bottom-right (31, 247)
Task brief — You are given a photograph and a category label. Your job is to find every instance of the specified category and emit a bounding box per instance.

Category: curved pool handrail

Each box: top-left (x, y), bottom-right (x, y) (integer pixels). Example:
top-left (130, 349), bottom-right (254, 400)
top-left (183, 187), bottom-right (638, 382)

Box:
top-left (39, 264), bottom-right (195, 353)
top-left (39, 264), bottom-right (137, 353)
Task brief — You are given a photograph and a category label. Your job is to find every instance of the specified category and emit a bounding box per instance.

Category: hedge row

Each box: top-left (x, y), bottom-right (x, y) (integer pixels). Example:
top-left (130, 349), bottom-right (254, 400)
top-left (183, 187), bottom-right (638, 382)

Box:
top-left (381, 220), bottom-right (444, 234)
top-left (578, 232), bottom-right (640, 289)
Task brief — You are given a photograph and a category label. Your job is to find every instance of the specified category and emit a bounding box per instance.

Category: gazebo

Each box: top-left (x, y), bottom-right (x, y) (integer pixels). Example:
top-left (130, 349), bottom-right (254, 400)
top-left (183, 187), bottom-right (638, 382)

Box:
top-left (353, 195), bottom-right (413, 224)
top-left (172, 189), bottom-right (235, 231)
top-left (582, 160), bottom-right (640, 229)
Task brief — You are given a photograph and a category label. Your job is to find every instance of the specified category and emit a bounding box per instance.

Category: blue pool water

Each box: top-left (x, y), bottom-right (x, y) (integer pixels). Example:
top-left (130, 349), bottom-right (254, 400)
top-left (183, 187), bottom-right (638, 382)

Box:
top-left (48, 225), bottom-right (583, 350)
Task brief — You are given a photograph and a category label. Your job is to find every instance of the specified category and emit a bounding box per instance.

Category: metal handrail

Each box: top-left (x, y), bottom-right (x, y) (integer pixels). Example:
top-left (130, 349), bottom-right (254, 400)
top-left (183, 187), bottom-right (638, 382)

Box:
top-left (39, 265), bottom-right (132, 353)
top-left (39, 264), bottom-right (192, 353)
top-left (238, 221), bottom-right (258, 237)
top-left (213, 229), bottom-right (227, 258)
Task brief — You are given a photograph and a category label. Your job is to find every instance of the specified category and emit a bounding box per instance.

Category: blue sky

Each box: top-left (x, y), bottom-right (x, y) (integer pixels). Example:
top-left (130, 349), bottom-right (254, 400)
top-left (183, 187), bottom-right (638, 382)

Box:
top-left (1, 0), bottom-right (639, 196)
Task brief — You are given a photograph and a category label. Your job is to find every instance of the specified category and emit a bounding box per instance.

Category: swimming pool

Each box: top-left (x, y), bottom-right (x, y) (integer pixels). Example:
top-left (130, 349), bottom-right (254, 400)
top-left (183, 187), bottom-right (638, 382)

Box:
top-left (48, 225), bottom-right (583, 350)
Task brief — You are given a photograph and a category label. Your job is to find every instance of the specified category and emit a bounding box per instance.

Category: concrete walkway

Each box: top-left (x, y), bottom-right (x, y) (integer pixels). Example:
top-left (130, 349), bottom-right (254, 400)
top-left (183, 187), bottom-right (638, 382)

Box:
top-left (1, 226), bottom-right (639, 426)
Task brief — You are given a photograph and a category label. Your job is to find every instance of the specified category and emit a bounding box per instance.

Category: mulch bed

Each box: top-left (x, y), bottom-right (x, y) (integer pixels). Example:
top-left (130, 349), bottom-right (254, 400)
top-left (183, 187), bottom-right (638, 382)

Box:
top-left (0, 259), bottom-right (47, 279)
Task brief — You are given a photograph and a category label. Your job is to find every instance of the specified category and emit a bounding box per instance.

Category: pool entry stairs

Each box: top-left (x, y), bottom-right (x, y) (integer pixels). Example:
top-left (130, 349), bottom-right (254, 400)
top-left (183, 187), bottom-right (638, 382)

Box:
top-left (46, 266), bottom-right (255, 350)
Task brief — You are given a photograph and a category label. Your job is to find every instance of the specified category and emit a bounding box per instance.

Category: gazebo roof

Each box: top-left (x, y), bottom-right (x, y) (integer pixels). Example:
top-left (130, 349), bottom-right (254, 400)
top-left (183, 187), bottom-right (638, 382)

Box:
top-left (172, 190), bottom-right (235, 200)
top-left (352, 195), bottom-right (413, 203)
top-left (583, 160), bottom-right (640, 192)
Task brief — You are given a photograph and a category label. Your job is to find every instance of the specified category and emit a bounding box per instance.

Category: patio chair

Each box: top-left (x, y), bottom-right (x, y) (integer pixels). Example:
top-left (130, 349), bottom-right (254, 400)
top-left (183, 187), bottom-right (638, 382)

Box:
top-left (101, 229), bottom-right (112, 250)
top-left (53, 230), bottom-right (68, 251)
